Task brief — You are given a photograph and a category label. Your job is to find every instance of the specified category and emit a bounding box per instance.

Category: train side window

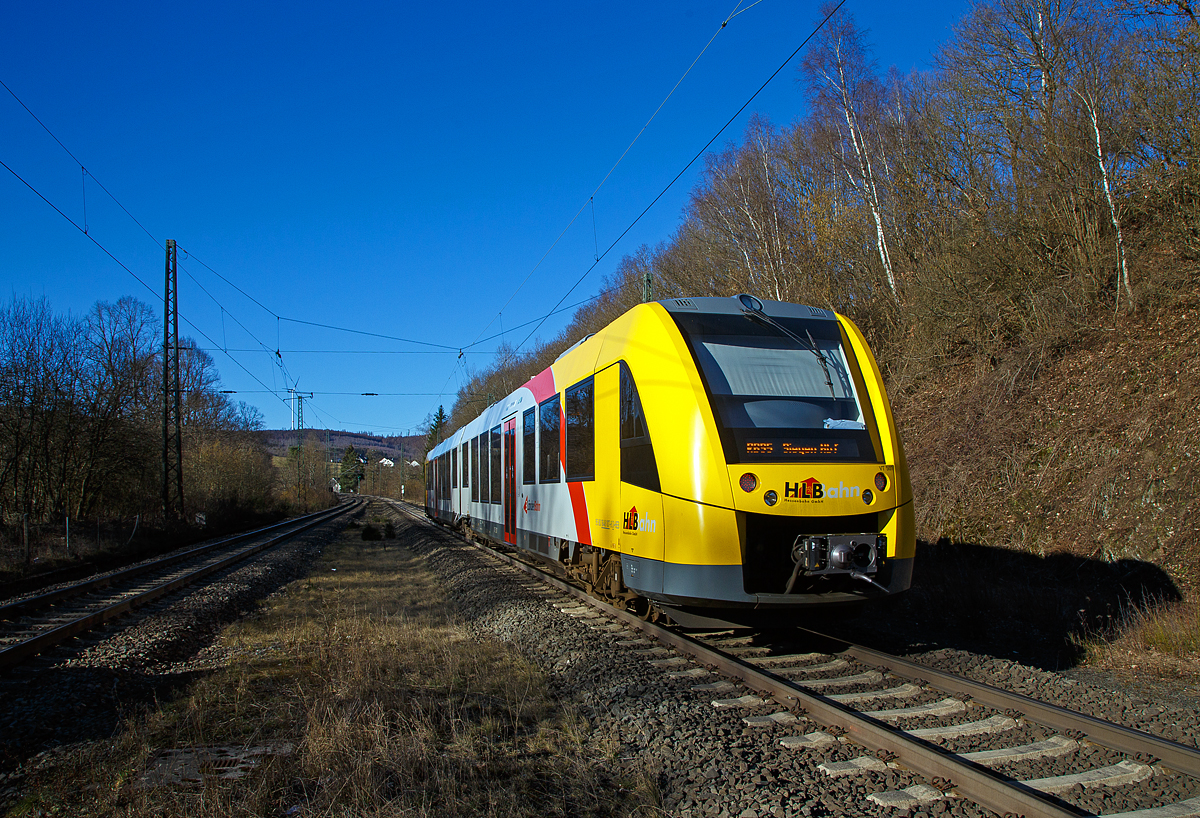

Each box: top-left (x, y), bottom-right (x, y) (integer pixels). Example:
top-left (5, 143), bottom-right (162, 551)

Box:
top-left (472, 429), bottom-right (482, 501)
top-left (461, 443), bottom-right (468, 488)
top-left (522, 407), bottom-right (536, 484)
top-left (471, 436), bottom-right (479, 502)
top-left (490, 425), bottom-right (502, 503)
top-left (565, 377), bottom-right (594, 481)
top-left (451, 447), bottom-right (457, 488)
top-left (620, 362), bottom-right (660, 492)
top-left (539, 395), bottom-right (560, 483)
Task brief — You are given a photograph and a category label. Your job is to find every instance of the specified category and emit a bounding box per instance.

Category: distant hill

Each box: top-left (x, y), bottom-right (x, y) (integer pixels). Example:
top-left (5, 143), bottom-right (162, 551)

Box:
top-left (257, 429), bottom-right (424, 464)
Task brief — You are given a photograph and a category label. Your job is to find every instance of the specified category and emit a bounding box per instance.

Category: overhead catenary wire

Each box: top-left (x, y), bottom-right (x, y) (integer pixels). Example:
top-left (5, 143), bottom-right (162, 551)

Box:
top-left (0, 154), bottom-right (293, 412)
top-left (1, 136), bottom-right (434, 425)
top-left (5, 77), bottom-right (479, 442)
top-left (0, 80), bottom-right (309, 400)
top-left (510, 0), bottom-right (846, 356)
top-left (179, 263), bottom-right (295, 383)
top-left (3, 77), bottom-right (448, 379)
top-left (1, 77), bottom-right (161, 247)
top-left (0, 156), bottom-right (160, 301)
top-left (196, 348), bottom-right (499, 355)
top-left (181, 249), bottom-right (458, 351)
top-left (178, 316), bottom-right (294, 409)
top-left (460, 0), bottom-right (757, 355)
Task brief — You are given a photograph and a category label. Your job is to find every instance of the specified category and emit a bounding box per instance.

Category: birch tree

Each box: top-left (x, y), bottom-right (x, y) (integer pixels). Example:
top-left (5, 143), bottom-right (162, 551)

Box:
top-left (802, 7), bottom-right (900, 304)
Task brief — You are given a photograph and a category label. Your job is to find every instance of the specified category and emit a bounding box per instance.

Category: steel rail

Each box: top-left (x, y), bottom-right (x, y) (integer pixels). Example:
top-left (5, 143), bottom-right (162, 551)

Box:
top-left (805, 630), bottom-right (1200, 778)
top-left (0, 505), bottom-right (354, 620)
top-left (0, 500), bottom-right (357, 670)
top-left (390, 503), bottom-right (1080, 818)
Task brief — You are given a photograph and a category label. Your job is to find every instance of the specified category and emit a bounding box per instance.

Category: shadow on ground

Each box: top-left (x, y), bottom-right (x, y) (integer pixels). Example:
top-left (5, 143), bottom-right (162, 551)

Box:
top-left (0, 667), bottom-right (208, 772)
top-left (820, 539), bottom-right (1181, 670)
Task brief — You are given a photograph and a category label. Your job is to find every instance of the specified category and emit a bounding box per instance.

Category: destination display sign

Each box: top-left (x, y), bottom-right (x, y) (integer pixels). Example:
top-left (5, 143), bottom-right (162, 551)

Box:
top-left (742, 438), bottom-right (859, 460)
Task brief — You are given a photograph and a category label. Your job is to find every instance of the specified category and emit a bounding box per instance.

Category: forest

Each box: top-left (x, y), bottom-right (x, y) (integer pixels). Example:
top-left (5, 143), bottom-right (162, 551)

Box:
top-left (0, 294), bottom-right (337, 567)
top-left (446, 0), bottom-right (1200, 584)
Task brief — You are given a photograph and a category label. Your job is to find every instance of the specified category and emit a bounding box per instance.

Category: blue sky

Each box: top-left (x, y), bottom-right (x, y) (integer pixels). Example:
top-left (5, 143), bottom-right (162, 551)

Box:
top-left (2, 1), bottom-right (967, 435)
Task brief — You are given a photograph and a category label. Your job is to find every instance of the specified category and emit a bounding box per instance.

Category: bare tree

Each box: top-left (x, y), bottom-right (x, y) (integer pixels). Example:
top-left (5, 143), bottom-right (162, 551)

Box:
top-left (802, 7), bottom-right (900, 303)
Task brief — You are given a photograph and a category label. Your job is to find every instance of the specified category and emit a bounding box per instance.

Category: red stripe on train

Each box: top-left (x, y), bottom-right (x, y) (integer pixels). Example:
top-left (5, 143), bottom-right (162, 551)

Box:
top-left (567, 480), bottom-right (591, 546)
top-left (525, 368), bottom-right (556, 403)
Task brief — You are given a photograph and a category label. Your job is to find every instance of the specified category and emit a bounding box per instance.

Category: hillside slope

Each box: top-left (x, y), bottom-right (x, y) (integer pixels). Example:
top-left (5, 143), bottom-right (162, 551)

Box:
top-left (899, 294), bottom-right (1200, 592)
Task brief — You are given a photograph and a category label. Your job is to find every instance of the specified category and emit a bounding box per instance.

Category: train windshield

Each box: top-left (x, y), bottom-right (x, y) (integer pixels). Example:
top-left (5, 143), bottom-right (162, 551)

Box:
top-left (672, 311), bottom-right (879, 463)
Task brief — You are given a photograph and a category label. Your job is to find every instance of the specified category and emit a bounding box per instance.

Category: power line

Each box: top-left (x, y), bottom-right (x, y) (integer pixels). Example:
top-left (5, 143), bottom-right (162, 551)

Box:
top-left (181, 248), bottom-right (458, 351)
top-left (176, 249), bottom-right (462, 351)
top-left (178, 261), bottom-right (296, 386)
top-left (1, 77), bottom-right (161, 247)
top-left (462, 0), bottom-right (758, 353)
top-left (177, 318), bottom-right (292, 410)
top-left (196, 348), bottom-right (498, 355)
top-left (213, 390), bottom-right (446, 396)
top-left (2, 79), bottom-right (450, 372)
top-left (278, 316), bottom-right (458, 350)
top-left (512, 1), bottom-right (846, 355)
top-left (0, 156), bottom-right (160, 300)
top-left (0, 153), bottom-right (293, 412)
top-left (182, 251), bottom-right (279, 318)
top-left (0, 80), bottom-right (307, 401)
top-left (0, 151), bottom-right (431, 419)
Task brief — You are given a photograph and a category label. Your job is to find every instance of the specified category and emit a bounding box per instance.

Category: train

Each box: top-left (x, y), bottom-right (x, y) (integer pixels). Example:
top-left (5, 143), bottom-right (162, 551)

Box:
top-left (425, 294), bottom-right (914, 625)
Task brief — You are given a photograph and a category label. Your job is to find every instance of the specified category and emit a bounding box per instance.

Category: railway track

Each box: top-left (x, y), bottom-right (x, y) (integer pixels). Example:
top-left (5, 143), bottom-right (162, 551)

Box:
top-left (0, 500), bottom-right (360, 671)
top-left (387, 499), bottom-right (1200, 818)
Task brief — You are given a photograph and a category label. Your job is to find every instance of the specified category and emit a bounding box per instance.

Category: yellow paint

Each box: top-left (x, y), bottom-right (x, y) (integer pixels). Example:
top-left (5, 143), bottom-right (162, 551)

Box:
top-left (662, 493), bottom-right (741, 566)
top-left (551, 301), bottom-right (913, 575)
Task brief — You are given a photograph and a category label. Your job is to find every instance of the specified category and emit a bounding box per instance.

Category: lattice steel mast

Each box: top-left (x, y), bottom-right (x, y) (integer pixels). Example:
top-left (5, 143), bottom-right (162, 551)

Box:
top-left (162, 239), bottom-right (184, 521)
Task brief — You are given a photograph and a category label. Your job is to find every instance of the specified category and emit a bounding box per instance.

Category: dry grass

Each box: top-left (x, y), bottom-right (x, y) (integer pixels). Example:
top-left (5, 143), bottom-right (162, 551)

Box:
top-left (4, 505), bottom-right (651, 817)
top-left (1081, 599), bottom-right (1200, 680)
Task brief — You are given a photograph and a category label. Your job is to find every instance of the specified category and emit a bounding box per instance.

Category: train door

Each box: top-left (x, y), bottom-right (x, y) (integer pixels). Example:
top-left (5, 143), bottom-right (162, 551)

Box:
top-left (503, 417), bottom-right (517, 543)
top-left (618, 362), bottom-right (664, 590)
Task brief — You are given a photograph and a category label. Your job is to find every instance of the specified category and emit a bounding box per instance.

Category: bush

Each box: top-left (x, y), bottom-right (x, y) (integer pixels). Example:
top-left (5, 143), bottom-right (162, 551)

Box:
top-left (361, 524), bottom-right (382, 541)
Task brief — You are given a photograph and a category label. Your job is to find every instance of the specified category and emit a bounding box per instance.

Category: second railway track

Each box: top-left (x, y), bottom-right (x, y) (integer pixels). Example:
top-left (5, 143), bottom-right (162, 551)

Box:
top-left (387, 498), bottom-right (1200, 818)
top-left (0, 500), bottom-right (360, 671)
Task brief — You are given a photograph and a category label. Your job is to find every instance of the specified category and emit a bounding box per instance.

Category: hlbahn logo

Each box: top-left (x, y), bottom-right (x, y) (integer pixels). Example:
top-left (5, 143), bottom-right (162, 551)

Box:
top-left (623, 506), bottom-right (657, 533)
top-left (522, 496), bottom-right (541, 514)
top-left (784, 479), bottom-right (861, 501)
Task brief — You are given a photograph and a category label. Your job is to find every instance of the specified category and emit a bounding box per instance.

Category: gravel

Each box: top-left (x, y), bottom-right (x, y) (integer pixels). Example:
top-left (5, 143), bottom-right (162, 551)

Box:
top-left (393, 505), bottom-right (1200, 818)
top-left (395, 511), bottom-right (1000, 818)
top-left (0, 509), bottom-right (354, 773)
top-left (906, 647), bottom-right (1200, 750)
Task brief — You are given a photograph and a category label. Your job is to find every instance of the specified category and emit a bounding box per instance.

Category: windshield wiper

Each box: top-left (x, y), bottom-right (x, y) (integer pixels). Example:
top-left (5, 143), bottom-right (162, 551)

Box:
top-left (737, 295), bottom-right (837, 400)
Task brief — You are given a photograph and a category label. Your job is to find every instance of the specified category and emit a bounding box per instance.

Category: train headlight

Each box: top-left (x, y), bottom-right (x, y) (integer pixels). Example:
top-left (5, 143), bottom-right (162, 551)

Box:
top-left (764, 490), bottom-right (778, 506)
top-left (739, 473), bottom-right (758, 492)
top-left (862, 489), bottom-right (874, 505)
top-left (875, 472), bottom-right (887, 491)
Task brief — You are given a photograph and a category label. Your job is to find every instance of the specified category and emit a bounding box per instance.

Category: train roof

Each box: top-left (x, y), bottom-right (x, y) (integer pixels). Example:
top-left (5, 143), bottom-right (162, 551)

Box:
top-left (658, 296), bottom-right (837, 321)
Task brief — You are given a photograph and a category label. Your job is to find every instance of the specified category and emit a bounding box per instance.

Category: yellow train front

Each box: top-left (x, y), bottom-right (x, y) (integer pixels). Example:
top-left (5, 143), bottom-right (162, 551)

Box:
top-left (426, 294), bottom-right (914, 623)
